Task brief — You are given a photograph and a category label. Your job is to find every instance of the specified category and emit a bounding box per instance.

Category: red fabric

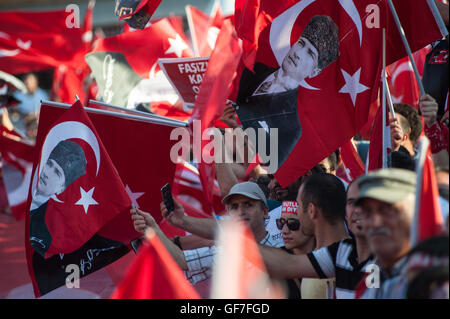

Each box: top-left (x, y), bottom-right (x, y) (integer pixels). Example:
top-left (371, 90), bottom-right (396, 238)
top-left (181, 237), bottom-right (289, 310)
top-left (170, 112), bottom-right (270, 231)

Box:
top-left (28, 101), bottom-right (132, 258)
top-left (89, 18), bottom-right (194, 121)
top-left (110, 232), bottom-right (200, 299)
top-left (50, 3), bottom-right (95, 105)
top-left (340, 140), bottom-right (365, 181)
top-left (190, 20), bottom-right (243, 215)
top-left (186, 5), bottom-right (225, 57)
top-left (172, 162), bottom-right (225, 217)
top-left (424, 121), bottom-right (449, 154)
top-left (0, 10), bottom-right (85, 74)
top-left (234, 0), bottom-right (442, 187)
top-left (234, 0), bottom-right (273, 70)
top-left (387, 46), bottom-right (431, 110)
top-left (417, 145), bottom-right (444, 241)
top-left (82, 101), bottom-right (179, 232)
top-left (91, 19), bottom-right (194, 79)
top-left (0, 130), bottom-right (35, 220)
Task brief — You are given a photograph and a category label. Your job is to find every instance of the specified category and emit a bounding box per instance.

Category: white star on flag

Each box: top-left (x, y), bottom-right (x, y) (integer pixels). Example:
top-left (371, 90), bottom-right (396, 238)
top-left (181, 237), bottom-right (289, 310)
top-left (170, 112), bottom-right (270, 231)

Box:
top-left (165, 34), bottom-right (188, 58)
top-left (125, 184), bottom-right (145, 209)
top-left (75, 186), bottom-right (99, 214)
top-left (339, 68), bottom-right (369, 107)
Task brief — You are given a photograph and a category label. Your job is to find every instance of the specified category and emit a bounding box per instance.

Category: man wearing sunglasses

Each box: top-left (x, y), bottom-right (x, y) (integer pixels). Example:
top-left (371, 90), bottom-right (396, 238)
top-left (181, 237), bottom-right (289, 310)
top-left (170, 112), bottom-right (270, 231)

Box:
top-left (258, 173), bottom-right (373, 298)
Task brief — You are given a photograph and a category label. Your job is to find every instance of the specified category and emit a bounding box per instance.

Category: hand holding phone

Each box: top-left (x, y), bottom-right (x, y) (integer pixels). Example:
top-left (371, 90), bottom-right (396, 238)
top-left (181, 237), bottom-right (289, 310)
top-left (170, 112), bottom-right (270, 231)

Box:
top-left (161, 183), bottom-right (175, 214)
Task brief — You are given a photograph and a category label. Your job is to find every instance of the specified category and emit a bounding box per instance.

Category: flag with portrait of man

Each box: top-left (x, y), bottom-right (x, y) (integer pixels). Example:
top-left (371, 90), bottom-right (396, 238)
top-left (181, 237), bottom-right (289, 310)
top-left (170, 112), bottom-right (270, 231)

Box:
top-left (25, 100), bottom-right (141, 297)
top-left (233, 0), bottom-right (445, 187)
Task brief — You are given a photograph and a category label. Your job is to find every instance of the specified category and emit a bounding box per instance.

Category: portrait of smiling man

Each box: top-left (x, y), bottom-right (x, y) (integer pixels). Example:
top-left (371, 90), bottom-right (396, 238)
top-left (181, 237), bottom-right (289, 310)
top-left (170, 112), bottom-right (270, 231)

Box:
top-left (235, 15), bottom-right (340, 171)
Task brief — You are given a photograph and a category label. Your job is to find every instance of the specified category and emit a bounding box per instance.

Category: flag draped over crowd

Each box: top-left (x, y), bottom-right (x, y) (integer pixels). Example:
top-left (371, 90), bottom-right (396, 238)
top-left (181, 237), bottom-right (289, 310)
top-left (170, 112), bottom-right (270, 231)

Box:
top-left (0, 0), bottom-right (448, 300)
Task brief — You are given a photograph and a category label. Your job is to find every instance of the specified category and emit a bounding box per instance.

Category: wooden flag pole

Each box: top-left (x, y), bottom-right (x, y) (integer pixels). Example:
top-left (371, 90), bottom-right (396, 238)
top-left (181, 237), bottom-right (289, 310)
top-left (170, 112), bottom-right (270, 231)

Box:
top-left (386, 0), bottom-right (426, 95)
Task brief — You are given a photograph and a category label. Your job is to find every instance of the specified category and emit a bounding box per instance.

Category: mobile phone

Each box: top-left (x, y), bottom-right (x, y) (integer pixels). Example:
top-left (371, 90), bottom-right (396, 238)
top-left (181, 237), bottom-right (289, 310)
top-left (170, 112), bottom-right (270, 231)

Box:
top-left (161, 183), bottom-right (175, 214)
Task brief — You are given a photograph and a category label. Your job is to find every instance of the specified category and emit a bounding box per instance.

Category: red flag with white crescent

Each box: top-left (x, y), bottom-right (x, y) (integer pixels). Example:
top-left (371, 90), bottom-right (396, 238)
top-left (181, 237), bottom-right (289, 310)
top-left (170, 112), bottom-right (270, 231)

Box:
top-left (0, 9), bottom-right (85, 74)
top-left (0, 129), bottom-right (35, 220)
top-left (25, 100), bottom-right (139, 297)
top-left (234, 0), bottom-right (443, 187)
top-left (86, 18), bottom-right (194, 121)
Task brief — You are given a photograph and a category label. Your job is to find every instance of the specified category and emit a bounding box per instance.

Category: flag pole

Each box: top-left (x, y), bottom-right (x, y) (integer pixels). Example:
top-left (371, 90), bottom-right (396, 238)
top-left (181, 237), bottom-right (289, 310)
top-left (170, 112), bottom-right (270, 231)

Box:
top-left (410, 136), bottom-right (430, 247)
top-left (41, 100), bottom-right (188, 128)
top-left (382, 28), bottom-right (388, 169)
top-left (88, 99), bottom-right (188, 126)
top-left (386, 0), bottom-right (426, 95)
top-left (426, 0), bottom-right (449, 37)
top-left (384, 76), bottom-right (396, 120)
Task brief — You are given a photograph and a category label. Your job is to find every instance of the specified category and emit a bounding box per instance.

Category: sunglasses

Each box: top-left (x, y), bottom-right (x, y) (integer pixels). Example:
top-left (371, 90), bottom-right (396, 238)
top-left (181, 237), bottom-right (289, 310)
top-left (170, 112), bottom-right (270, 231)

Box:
top-left (276, 218), bottom-right (300, 231)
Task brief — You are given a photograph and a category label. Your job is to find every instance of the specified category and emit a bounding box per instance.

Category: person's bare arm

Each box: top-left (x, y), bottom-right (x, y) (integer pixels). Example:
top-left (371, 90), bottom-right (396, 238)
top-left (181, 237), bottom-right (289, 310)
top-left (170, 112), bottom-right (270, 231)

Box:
top-left (258, 245), bottom-right (319, 279)
top-left (178, 234), bottom-right (215, 250)
top-left (131, 208), bottom-right (188, 270)
top-left (161, 199), bottom-right (218, 240)
top-left (216, 162), bottom-right (239, 197)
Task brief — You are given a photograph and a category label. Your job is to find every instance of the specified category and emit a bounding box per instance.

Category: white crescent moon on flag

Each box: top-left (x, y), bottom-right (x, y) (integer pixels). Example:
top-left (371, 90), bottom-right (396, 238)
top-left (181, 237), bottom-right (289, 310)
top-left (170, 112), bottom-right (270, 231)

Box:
top-left (269, 0), bottom-right (363, 90)
top-left (338, 0), bottom-right (363, 47)
top-left (31, 121), bottom-right (101, 204)
top-left (391, 60), bottom-right (413, 84)
top-left (38, 121), bottom-right (101, 178)
top-left (269, 0), bottom-right (316, 67)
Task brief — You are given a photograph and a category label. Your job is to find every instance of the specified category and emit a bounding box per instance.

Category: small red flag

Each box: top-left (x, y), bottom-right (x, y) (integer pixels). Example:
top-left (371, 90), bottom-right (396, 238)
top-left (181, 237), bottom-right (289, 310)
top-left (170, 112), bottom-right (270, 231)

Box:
top-left (111, 230), bottom-right (200, 299)
top-left (190, 20), bottom-right (243, 215)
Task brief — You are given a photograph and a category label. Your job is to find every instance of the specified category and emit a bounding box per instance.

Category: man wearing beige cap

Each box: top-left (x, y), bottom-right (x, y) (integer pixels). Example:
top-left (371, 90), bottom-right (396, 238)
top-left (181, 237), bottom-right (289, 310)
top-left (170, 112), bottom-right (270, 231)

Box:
top-left (131, 181), bottom-right (284, 297)
top-left (354, 168), bottom-right (418, 298)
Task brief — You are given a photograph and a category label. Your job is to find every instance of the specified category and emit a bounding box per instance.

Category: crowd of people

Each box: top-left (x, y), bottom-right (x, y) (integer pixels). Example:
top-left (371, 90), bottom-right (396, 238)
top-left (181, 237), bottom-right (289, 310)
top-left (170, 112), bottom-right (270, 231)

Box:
top-left (127, 88), bottom-right (449, 299)
top-left (0, 1), bottom-right (449, 300)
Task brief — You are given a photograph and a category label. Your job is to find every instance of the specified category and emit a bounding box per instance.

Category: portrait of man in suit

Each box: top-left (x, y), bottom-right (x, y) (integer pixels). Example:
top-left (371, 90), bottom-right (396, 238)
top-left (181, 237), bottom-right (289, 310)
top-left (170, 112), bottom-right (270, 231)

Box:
top-left (236, 15), bottom-right (340, 172)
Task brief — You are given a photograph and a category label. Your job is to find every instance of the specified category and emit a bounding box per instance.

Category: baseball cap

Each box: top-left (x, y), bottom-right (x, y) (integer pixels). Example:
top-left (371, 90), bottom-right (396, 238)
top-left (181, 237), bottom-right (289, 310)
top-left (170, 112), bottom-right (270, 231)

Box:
top-left (222, 182), bottom-right (268, 207)
top-left (355, 168), bottom-right (417, 205)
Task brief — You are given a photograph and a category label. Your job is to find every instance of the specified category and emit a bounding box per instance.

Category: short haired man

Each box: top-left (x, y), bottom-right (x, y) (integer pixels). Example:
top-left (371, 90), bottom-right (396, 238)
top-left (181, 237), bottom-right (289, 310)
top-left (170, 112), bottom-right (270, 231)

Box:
top-left (235, 15), bottom-right (340, 170)
top-left (132, 182), bottom-right (284, 297)
top-left (30, 140), bottom-right (87, 257)
top-left (257, 173), bottom-right (374, 299)
top-left (354, 168), bottom-right (418, 298)
top-left (390, 103), bottom-right (422, 156)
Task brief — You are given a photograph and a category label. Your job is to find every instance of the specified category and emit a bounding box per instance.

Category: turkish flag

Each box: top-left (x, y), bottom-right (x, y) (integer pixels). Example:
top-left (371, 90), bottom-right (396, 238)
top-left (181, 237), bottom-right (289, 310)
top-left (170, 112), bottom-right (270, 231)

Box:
top-left (0, 9), bottom-right (85, 74)
top-left (186, 5), bottom-right (225, 57)
top-left (387, 46), bottom-right (431, 110)
top-left (412, 138), bottom-right (444, 244)
top-left (234, 0), bottom-right (443, 187)
top-left (234, 0), bottom-right (273, 70)
top-left (25, 101), bottom-right (141, 297)
top-left (338, 139), bottom-right (365, 183)
top-left (27, 100), bottom-right (134, 258)
top-left (111, 230), bottom-right (200, 299)
top-left (86, 18), bottom-right (194, 120)
top-left (190, 20), bottom-right (243, 215)
top-left (0, 129), bottom-right (35, 220)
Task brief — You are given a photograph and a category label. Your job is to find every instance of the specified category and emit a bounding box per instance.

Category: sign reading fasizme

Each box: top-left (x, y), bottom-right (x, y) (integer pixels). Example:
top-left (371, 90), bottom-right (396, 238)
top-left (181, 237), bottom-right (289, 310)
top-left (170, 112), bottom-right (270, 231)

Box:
top-left (158, 57), bottom-right (209, 112)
